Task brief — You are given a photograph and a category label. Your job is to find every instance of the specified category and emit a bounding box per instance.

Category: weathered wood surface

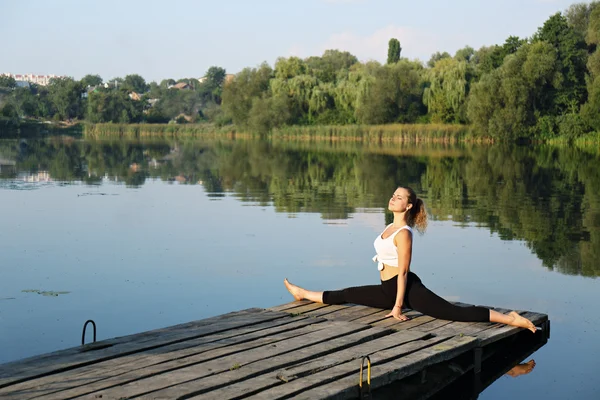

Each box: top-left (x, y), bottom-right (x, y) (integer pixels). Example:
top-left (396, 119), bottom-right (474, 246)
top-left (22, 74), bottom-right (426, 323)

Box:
top-left (0, 302), bottom-right (548, 400)
top-left (245, 335), bottom-right (478, 400)
top-left (0, 308), bottom-right (288, 389)
top-left (190, 330), bottom-right (430, 400)
top-left (77, 321), bottom-right (380, 400)
top-left (0, 315), bottom-right (325, 400)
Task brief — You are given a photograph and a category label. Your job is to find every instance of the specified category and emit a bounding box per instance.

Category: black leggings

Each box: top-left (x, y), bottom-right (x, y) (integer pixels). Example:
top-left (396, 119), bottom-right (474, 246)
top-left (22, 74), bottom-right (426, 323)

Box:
top-left (322, 272), bottom-right (489, 322)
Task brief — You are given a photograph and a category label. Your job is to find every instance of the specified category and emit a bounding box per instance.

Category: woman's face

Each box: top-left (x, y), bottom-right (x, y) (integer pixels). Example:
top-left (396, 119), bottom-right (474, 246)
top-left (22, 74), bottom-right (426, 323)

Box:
top-left (388, 187), bottom-right (412, 213)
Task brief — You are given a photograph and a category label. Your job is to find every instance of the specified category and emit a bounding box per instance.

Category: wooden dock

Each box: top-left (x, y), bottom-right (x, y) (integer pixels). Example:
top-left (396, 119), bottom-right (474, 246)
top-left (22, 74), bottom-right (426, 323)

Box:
top-left (0, 301), bottom-right (549, 400)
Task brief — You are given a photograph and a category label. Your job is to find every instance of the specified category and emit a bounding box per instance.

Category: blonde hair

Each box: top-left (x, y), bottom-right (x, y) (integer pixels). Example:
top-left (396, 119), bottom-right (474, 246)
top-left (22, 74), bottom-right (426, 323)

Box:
top-left (401, 186), bottom-right (428, 234)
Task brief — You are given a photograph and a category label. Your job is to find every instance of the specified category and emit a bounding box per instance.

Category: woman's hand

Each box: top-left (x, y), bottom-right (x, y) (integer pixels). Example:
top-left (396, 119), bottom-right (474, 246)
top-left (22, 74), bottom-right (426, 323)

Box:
top-left (385, 305), bottom-right (409, 321)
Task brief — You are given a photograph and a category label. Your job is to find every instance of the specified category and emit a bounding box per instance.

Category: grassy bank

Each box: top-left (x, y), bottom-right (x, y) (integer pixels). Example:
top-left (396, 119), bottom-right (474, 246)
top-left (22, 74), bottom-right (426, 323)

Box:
top-left (83, 123), bottom-right (238, 139)
top-left (83, 122), bottom-right (472, 142)
top-left (270, 123), bottom-right (472, 143)
top-left (546, 131), bottom-right (600, 149)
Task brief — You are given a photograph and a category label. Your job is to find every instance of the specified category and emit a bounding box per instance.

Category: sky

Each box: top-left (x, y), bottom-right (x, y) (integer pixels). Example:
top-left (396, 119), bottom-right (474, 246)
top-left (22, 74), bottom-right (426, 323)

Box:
top-left (2, 0), bottom-right (579, 83)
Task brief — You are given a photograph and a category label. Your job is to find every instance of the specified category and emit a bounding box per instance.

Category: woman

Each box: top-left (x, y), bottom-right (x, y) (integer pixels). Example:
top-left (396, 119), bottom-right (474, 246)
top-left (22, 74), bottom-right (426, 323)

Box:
top-left (284, 186), bottom-right (537, 333)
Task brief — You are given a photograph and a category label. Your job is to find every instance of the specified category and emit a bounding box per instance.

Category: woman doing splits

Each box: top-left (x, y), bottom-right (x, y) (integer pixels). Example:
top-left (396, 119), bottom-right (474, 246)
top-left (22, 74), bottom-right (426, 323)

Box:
top-left (284, 186), bottom-right (537, 333)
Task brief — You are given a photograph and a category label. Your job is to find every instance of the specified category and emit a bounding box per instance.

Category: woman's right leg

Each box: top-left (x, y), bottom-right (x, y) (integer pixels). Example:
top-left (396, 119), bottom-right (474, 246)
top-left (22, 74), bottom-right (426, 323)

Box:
top-left (284, 279), bottom-right (324, 303)
top-left (284, 278), bottom-right (396, 309)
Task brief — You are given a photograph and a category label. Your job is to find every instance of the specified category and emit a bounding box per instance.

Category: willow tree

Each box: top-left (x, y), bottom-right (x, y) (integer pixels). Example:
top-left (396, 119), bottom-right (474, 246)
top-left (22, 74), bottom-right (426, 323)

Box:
top-left (355, 60), bottom-right (424, 124)
top-left (423, 57), bottom-right (470, 123)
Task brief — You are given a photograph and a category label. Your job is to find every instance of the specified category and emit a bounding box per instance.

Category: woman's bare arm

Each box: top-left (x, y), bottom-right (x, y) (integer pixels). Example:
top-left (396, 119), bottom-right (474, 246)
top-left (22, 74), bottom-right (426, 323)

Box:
top-left (385, 229), bottom-right (412, 320)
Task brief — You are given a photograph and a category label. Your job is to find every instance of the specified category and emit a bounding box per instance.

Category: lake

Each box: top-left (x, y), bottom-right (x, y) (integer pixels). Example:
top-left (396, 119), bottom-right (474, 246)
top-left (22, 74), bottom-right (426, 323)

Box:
top-left (0, 137), bottom-right (598, 399)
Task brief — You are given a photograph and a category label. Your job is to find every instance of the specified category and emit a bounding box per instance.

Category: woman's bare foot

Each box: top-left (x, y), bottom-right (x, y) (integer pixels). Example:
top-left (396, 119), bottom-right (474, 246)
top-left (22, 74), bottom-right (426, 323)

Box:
top-left (284, 278), bottom-right (304, 301)
top-left (506, 359), bottom-right (536, 377)
top-left (508, 311), bottom-right (537, 333)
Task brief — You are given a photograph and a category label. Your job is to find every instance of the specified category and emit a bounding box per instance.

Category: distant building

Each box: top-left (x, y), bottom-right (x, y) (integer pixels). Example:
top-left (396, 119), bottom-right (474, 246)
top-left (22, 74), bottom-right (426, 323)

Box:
top-left (197, 74), bottom-right (235, 85)
top-left (171, 82), bottom-right (190, 90)
top-left (1, 73), bottom-right (64, 86)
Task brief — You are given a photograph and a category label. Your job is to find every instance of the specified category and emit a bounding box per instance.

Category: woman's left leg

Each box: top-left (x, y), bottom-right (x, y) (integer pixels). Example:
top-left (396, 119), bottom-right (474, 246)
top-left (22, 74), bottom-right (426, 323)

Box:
top-left (404, 273), bottom-right (490, 322)
top-left (405, 274), bottom-right (537, 332)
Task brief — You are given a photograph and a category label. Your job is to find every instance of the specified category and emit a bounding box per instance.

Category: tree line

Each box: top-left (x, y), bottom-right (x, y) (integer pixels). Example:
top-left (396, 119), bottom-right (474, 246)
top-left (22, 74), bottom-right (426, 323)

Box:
top-left (0, 67), bottom-right (227, 127)
top-left (2, 2), bottom-right (600, 141)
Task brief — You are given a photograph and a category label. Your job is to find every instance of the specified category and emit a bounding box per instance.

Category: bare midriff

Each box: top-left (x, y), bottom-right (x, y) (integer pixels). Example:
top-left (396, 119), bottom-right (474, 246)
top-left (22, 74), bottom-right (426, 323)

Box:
top-left (380, 264), bottom-right (407, 281)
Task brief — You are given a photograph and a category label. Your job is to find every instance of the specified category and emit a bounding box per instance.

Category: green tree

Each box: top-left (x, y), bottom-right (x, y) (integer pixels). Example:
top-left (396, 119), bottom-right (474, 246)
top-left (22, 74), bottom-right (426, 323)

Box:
top-left (305, 50), bottom-right (358, 83)
top-left (581, 6), bottom-right (600, 130)
top-left (122, 74), bottom-right (149, 93)
top-left (0, 75), bottom-right (16, 89)
top-left (80, 74), bottom-right (103, 88)
top-left (387, 38), bottom-right (401, 64)
top-left (160, 79), bottom-right (176, 89)
top-left (474, 37), bottom-right (526, 76)
top-left (205, 66), bottom-right (226, 89)
top-left (565, 2), bottom-right (600, 39)
top-left (427, 51), bottom-right (451, 68)
top-left (274, 57), bottom-right (307, 80)
top-left (423, 58), bottom-right (471, 123)
top-left (48, 77), bottom-right (84, 120)
top-left (355, 60), bottom-right (424, 124)
top-left (467, 42), bottom-right (559, 139)
top-left (203, 66), bottom-right (227, 103)
top-left (222, 62), bottom-right (273, 126)
top-left (86, 89), bottom-right (142, 123)
top-left (534, 13), bottom-right (588, 113)
top-left (454, 46), bottom-right (475, 63)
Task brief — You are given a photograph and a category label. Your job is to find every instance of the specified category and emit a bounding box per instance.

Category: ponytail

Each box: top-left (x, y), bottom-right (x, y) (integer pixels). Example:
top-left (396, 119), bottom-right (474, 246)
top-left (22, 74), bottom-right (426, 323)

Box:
top-left (409, 198), bottom-right (428, 234)
top-left (401, 186), bottom-right (428, 234)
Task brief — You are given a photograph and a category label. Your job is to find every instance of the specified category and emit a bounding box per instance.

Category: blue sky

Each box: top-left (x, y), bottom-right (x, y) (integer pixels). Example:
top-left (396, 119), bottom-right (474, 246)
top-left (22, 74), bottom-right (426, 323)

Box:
top-left (2, 0), bottom-right (578, 82)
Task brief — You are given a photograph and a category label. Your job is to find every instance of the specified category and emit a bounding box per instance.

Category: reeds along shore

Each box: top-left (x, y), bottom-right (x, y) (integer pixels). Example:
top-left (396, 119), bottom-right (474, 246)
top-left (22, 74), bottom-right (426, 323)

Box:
top-left (83, 123), bottom-right (473, 142)
top-left (81, 123), bottom-right (600, 149)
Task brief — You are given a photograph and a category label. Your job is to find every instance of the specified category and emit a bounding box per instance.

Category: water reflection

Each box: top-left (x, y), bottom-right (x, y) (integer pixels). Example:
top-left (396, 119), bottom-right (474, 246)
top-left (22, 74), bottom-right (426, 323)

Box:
top-left (1, 138), bottom-right (599, 277)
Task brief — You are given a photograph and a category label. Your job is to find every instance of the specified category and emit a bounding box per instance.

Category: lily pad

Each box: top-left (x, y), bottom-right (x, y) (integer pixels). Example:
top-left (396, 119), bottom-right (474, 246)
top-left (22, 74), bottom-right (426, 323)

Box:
top-left (22, 289), bottom-right (70, 296)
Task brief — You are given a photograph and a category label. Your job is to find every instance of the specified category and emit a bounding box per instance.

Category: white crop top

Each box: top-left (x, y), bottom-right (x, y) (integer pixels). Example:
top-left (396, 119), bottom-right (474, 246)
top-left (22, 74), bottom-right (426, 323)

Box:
top-left (372, 224), bottom-right (413, 271)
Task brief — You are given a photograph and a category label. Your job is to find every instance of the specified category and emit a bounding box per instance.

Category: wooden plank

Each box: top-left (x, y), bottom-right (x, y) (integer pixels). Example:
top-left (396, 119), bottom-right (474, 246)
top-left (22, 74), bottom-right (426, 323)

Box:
top-left (406, 308), bottom-right (510, 337)
top-left (49, 321), bottom-right (370, 399)
top-left (351, 309), bottom-right (397, 325)
top-left (300, 304), bottom-right (350, 318)
top-left (278, 302), bottom-right (329, 315)
top-left (0, 316), bottom-right (326, 400)
top-left (319, 305), bottom-right (384, 322)
top-left (426, 320), bottom-right (495, 337)
top-left (244, 335), bottom-right (476, 400)
top-left (137, 326), bottom-right (396, 400)
top-left (376, 315), bottom-right (436, 330)
top-left (407, 318), bottom-right (454, 332)
top-left (190, 331), bottom-right (430, 400)
top-left (0, 309), bottom-right (289, 389)
top-left (267, 301), bottom-right (311, 312)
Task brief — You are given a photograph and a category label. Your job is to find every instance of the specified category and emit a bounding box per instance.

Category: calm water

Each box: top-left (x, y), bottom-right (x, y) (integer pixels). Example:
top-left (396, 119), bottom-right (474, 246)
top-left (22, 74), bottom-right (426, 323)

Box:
top-left (0, 138), bottom-right (599, 399)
